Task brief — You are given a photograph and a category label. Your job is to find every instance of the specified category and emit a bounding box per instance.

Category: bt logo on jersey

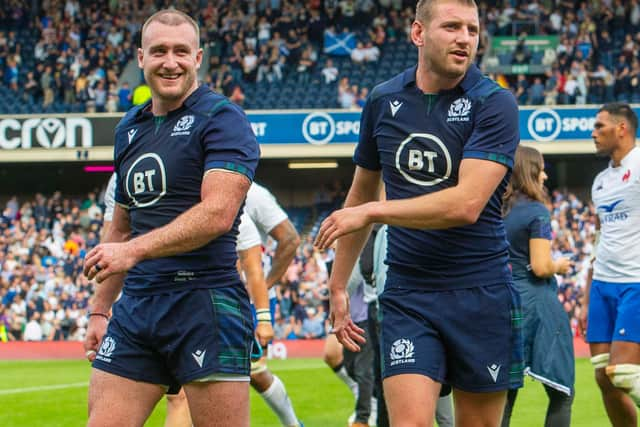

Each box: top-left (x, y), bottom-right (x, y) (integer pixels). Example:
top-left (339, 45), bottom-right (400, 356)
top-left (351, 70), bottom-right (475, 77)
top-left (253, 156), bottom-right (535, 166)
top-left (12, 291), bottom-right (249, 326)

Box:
top-left (125, 153), bottom-right (167, 207)
top-left (395, 133), bottom-right (452, 186)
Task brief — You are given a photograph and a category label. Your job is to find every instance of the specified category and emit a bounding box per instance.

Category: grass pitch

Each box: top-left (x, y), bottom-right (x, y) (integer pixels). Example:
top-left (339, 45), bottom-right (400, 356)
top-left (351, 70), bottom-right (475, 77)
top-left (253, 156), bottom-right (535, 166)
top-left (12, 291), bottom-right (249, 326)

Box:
top-left (0, 358), bottom-right (607, 426)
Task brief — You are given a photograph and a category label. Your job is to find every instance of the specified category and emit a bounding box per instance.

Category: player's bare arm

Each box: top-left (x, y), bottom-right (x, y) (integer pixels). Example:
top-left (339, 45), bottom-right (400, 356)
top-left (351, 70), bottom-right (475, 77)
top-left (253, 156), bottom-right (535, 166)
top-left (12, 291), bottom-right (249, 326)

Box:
top-left (265, 219), bottom-right (300, 289)
top-left (85, 171), bottom-right (250, 283)
top-left (315, 158), bottom-right (507, 250)
top-left (529, 238), bottom-right (572, 278)
top-left (319, 167), bottom-right (381, 351)
top-left (239, 245), bottom-right (273, 346)
top-left (83, 204), bottom-right (129, 361)
top-left (580, 216), bottom-right (600, 337)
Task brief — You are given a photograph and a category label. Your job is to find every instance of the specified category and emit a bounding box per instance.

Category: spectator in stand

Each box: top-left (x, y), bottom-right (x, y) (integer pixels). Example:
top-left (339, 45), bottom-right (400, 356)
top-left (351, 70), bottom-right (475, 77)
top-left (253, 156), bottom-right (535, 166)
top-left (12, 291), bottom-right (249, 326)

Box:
top-left (295, 46), bottom-right (314, 84)
top-left (356, 87), bottom-right (368, 109)
top-left (40, 65), bottom-right (54, 108)
top-left (514, 74), bottom-right (528, 105)
top-left (242, 47), bottom-right (259, 83)
top-left (321, 58), bottom-right (339, 84)
top-left (362, 41), bottom-right (380, 62)
top-left (117, 82), bottom-right (132, 111)
top-left (351, 41), bottom-right (366, 65)
top-left (529, 77), bottom-right (545, 105)
top-left (338, 76), bottom-right (355, 109)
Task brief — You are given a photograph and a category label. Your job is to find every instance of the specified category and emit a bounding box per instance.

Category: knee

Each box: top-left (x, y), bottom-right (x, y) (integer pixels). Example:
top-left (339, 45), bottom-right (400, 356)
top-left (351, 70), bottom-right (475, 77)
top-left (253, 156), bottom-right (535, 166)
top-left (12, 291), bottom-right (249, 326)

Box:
top-left (606, 364), bottom-right (640, 406)
top-left (591, 353), bottom-right (613, 391)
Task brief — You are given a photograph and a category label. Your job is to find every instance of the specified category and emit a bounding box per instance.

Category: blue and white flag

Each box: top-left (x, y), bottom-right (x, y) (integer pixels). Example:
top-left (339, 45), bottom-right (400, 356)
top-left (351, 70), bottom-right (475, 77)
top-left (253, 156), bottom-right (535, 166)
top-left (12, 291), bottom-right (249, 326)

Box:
top-left (324, 30), bottom-right (356, 56)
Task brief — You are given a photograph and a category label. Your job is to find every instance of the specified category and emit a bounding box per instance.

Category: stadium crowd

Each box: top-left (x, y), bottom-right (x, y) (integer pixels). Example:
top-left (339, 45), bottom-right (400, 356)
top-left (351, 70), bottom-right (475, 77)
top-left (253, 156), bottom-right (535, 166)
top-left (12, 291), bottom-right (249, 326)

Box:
top-left (3, 0), bottom-right (640, 112)
top-left (0, 187), bottom-right (595, 342)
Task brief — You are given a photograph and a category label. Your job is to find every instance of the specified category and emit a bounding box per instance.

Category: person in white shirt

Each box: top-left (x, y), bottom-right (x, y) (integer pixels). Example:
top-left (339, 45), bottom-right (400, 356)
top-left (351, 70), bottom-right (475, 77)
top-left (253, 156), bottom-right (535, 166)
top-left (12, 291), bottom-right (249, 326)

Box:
top-left (321, 58), bottom-right (339, 84)
top-left (581, 103), bottom-right (640, 426)
top-left (23, 312), bottom-right (43, 341)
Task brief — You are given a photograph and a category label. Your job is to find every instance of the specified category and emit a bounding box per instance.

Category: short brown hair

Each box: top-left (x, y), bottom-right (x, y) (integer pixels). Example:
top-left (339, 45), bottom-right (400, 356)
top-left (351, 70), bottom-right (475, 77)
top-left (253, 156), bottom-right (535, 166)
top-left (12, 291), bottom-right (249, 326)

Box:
top-left (415, 0), bottom-right (478, 24)
top-left (503, 146), bottom-right (548, 216)
top-left (141, 9), bottom-right (200, 46)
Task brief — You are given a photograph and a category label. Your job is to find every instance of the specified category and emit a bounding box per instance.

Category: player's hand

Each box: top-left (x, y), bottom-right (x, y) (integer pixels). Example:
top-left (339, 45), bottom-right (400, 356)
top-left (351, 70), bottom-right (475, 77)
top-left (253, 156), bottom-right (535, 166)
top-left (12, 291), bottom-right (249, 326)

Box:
top-left (578, 303), bottom-right (588, 340)
top-left (84, 242), bottom-right (137, 283)
top-left (314, 205), bottom-right (371, 250)
top-left (255, 321), bottom-right (274, 348)
top-left (329, 289), bottom-right (366, 352)
top-left (84, 315), bottom-right (108, 362)
top-left (555, 257), bottom-right (572, 275)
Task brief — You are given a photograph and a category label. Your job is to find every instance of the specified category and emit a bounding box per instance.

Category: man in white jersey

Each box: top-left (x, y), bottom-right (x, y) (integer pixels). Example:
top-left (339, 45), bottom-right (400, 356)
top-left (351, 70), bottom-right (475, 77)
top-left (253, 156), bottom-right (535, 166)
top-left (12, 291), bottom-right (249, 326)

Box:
top-left (580, 102), bottom-right (640, 427)
top-left (166, 182), bottom-right (303, 427)
top-left (237, 184), bottom-right (303, 427)
top-left (100, 173), bottom-right (117, 238)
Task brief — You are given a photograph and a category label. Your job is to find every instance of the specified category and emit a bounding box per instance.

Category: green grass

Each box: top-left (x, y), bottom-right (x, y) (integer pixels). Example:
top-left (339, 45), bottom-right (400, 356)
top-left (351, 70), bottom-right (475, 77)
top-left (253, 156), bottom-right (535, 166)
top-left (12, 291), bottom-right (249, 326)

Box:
top-left (0, 358), bottom-right (607, 426)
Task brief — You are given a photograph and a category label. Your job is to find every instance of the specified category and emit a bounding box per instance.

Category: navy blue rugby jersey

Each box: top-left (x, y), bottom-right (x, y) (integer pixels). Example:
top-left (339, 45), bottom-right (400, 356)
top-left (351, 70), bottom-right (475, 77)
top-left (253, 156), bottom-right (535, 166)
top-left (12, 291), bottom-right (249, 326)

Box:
top-left (113, 85), bottom-right (259, 295)
top-left (355, 65), bottom-right (519, 290)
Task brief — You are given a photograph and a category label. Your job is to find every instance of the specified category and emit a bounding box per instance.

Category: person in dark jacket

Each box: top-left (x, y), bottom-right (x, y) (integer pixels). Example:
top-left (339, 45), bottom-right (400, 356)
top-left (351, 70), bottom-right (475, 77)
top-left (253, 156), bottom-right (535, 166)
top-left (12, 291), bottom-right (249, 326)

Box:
top-left (502, 146), bottom-right (574, 426)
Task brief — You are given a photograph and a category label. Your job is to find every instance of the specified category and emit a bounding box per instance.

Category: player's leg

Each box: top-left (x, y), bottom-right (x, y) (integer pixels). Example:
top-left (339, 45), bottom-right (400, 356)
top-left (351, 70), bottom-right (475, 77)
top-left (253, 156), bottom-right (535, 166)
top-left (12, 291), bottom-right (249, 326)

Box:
top-left (378, 287), bottom-right (446, 426)
top-left (88, 369), bottom-right (165, 427)
top-left (324, 332), bottom-right (359, 397)
top-left (499, 389), bottom-right (518, 427)
top-left (588, 281), bottom-right (637, 426)
top-left (165, 387), bottom-right (192, 427)
top-left (591, 343), bottom-right (636, 427)
top-left (346, 319), bottom-right (374, 426)
top-left (453, 389), bottom-right (506, 427)
top-left (435, 393), bottom-right (454, 427)
top-left (166, 286), bottom-right (254, 427)
top-left (608, 341), bottom-right (640, 406)
top-left (443, 283), bottom-right (524, 427)
top-left (384, 374), bottom-right (441, 427)
top-left (251, 364), bottom-right (301, 427)
top-left (543, 384), bottom-right (573, 427)
top-left (89, 294), bottom-right (176, 427)
top-left (183, 380), bottom-right (250, 427)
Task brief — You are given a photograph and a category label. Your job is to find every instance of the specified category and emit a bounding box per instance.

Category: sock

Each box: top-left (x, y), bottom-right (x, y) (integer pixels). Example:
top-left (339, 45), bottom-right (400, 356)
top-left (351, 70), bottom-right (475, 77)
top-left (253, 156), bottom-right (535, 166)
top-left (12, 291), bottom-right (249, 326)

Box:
top-left (334, 364), bottom-right (359, 398)
top-left (261, 374), bottom-right (300, 427)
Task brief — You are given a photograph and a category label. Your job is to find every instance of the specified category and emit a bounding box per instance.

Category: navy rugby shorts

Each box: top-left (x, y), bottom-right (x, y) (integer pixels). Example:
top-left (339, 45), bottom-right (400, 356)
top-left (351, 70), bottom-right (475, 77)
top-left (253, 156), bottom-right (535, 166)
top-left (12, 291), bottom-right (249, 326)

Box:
top-left (379, 282), bottom-right (524, 392)
top-left (92, 285), bottom-right (254, 391)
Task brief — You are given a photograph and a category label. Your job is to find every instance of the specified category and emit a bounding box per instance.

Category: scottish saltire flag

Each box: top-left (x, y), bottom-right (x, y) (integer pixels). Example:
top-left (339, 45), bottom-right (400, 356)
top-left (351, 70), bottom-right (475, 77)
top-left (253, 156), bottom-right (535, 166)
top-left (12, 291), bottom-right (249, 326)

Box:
top-left (324, 30), bottom-right (356, 56)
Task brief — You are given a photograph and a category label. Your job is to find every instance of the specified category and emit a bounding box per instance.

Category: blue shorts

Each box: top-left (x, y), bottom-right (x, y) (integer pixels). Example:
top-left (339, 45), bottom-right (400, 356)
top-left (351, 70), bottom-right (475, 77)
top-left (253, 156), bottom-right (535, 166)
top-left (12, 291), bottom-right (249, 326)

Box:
top-left (93, 286), bottom-right (254, 390)
top-left (379, 282), bottom-right (524, 392)
top-left (587, 280), bottom-right (640, 343)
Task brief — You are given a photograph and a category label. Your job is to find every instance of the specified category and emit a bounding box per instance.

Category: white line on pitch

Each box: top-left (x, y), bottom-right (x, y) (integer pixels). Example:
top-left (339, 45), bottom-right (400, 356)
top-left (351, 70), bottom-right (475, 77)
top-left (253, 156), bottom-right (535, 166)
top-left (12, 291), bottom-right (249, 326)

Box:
top-left (0, 382), bottom-right (88, 395)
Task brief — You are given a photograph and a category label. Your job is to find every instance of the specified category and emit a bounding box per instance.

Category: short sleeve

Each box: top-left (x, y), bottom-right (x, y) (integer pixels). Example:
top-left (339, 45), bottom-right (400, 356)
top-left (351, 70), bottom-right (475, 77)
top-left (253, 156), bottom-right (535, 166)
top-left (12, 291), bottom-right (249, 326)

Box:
top-left (103, 173), bottom-right (117, 221)
top-left (528, 204), bottom-right (552, 240)
top-left (237, 212), bottom-right (262, 251)
top-left (202, 101), bottom-right (259, 181)
top-left (245, 184), bottom-right (288, 234)
top-left (463, 89), bottom-right (519, 169)
top-left (353, 94), bottom-right (381, 170)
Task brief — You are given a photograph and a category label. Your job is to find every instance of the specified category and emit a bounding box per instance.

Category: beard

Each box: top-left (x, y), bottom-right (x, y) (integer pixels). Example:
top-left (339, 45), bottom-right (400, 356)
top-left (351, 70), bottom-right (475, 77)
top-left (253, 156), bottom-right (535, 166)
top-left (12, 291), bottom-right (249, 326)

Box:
top-left (146, 70), bottom-right (196, 102)
top-left (425, 53), bottom-right (473, 80)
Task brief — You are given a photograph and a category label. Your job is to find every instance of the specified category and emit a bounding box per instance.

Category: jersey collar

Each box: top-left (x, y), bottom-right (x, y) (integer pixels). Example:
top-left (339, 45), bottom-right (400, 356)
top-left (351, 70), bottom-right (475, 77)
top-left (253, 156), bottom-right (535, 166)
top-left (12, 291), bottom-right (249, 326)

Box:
top-left (611, 146), bottom-right (640, 169)
top-left (402, 63), bottom-right (483, 94)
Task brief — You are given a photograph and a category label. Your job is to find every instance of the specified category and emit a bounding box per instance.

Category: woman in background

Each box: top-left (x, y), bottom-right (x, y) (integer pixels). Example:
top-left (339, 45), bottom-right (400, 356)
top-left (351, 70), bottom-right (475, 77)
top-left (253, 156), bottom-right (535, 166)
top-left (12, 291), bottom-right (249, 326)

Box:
top-left (501, 146), bottom-right (575, 427)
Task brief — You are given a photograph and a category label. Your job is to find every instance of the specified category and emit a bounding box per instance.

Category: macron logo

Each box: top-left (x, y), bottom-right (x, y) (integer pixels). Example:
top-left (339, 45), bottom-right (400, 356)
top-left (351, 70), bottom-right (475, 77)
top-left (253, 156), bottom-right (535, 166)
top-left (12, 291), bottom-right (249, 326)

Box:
top-left (487, 364), bottom-right (501, 383)
top-left (389, 100), bottom-right (403, 117)
top-left (127, 129), bottom-right (137, 144)
top-left (192, 349), bottom-right (206, 368)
